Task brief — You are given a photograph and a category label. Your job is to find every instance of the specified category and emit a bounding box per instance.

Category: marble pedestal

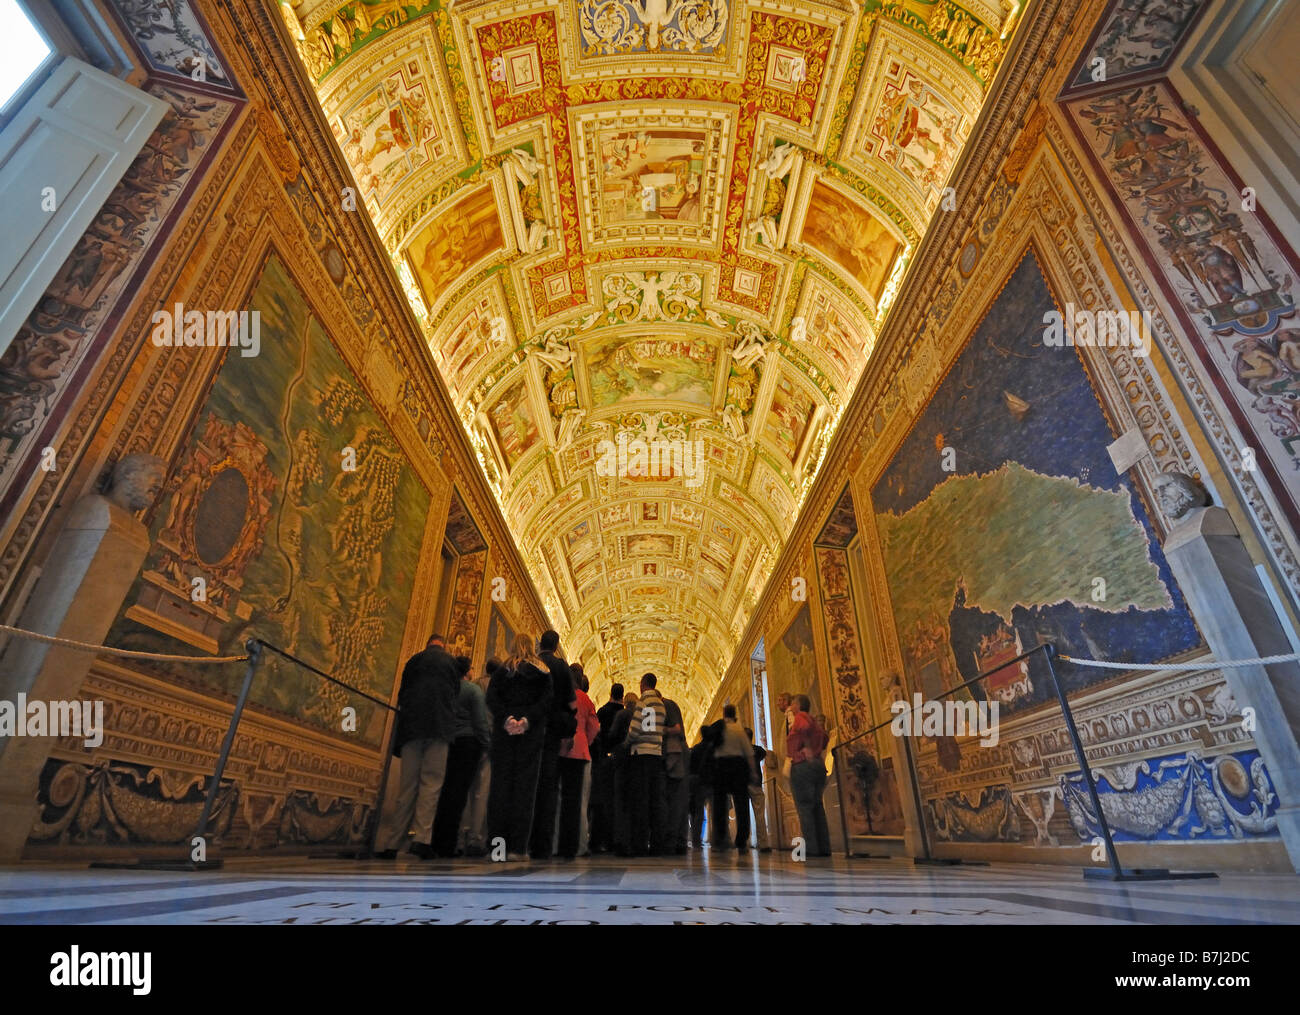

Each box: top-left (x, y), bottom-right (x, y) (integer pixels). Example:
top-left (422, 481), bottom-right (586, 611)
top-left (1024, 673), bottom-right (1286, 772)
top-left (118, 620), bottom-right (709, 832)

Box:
top-left (1164, 506), bottom-right (1300, 872)
top-left (0, 494), bottom-right (149, 862)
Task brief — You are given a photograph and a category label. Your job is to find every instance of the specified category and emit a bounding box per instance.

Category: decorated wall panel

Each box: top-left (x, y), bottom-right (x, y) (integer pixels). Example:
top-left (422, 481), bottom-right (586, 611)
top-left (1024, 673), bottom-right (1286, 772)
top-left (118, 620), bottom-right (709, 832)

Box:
top-left (106, 253), bottom-right (432, 747)
top-left (1062, 79), bottom-right (1300, 542)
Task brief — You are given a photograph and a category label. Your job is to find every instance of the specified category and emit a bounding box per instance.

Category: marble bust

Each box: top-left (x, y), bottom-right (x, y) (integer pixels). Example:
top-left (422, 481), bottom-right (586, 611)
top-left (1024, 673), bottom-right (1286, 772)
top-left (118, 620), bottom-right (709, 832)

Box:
top-left (105, 453), bottom-right (166, 513)
top-left (1154, 471), bottom-right (1209, 521)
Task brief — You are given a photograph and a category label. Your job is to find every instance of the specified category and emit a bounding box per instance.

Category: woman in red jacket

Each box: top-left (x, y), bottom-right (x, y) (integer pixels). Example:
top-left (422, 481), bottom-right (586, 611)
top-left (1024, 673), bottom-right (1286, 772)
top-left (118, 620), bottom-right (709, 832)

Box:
top-left (556, 668), bottom-right (601, 860)
top-left (786, 694), bottom-right (831, 857)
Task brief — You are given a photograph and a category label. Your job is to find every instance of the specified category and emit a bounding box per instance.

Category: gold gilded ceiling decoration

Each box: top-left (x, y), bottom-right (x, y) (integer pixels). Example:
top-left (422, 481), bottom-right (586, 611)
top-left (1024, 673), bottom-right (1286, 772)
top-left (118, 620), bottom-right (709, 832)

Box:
top-left (281, 0), bottom-right (1023, 723)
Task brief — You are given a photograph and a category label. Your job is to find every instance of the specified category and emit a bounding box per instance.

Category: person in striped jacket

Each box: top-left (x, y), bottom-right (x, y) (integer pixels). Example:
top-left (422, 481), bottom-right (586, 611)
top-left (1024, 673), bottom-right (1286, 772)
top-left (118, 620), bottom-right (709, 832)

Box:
top-left (626, 673), bottom-right (669, 856)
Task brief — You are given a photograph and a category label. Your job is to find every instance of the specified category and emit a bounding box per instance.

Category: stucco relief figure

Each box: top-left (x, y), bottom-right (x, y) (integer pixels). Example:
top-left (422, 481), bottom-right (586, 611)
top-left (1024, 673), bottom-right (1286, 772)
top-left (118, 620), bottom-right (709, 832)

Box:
top-left (521, 220), bottom-right (551, 253)
top-left (790, 315), bottom-right (808, 343)
top-left (730, 322), bottom-right (771, 371)
top-left (722, 403), bottom-right (746, 440)
top-left (503, 148), bottom-right (551, 253)
top-left (747, 144), bottom-right (797, 249)
top-left (726, 368), bottom-right (756, 414)
top-left (502, 146), bottom-right (539, 189)
top-left (633, 0), bottom-right (683, 50)
top-left (105, 453), bottom-right (166, 514)
top-left (1154, 471), bottom-right (1208, 521)
top-left (748, 214), bottom-right (778, 249)
top-left (556, 407), bottom-right (585, 450)
top-left (531, 329), bottom-right (574, 372)
top-left (630, 271), bottom-right (680, 321)
top-left (758, 141), bottom-right (799, 181)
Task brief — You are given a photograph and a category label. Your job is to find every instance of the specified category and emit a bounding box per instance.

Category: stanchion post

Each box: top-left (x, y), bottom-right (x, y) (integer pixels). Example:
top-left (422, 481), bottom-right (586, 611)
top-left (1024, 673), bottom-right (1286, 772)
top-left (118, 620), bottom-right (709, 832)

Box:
top-left (193, 638), bottom-right (262, 858)
top-left (364, 706), bottom-right (400, 857)
top-left (898, 723), bottom-right (935, 863)
top-left (1043, 643), bottom-right (1124, 878)
top-left (834, 744), bottom-right (851, 857)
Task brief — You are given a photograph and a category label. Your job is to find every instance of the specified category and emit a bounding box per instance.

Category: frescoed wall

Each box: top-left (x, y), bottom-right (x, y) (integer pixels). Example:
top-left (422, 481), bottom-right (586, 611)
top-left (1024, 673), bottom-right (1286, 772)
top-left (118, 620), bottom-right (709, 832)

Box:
top-left (871, 252), bottom-right (1203, 715)
top-left (766, 602), bottom-right (817, 705)
top-left (864, 249), bottom-right (1250, 846)
top-left (1063, 80), bottom-right (1300, 535)
top-left (685, 0), bottom-right (1296, 871)
top-left (0, 1), bottom-right (550, 860)
top-left (813, 488), bottom-right (905, 838)
top-left (108, 254), bottom-right (432, 749)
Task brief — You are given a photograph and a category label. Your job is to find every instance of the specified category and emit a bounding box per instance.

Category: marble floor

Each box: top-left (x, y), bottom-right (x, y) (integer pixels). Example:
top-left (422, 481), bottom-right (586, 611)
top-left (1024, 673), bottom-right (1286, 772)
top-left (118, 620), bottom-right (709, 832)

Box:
top-left (2, 850), bottom-right (1297, 925)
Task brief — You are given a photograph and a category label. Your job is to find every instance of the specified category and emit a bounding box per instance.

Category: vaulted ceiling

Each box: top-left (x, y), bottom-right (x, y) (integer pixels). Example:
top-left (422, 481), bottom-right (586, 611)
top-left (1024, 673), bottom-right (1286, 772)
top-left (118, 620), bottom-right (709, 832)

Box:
top-left (282, 0), bottom-right (1022, 724)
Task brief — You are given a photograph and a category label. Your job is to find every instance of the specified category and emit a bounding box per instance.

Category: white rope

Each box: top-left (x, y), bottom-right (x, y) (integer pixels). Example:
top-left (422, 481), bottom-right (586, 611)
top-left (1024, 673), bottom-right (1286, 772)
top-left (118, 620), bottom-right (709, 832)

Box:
top-left (1058, 651), bottom-right (1300, 671)
top-left (0, 622), bottom-right (249, 663)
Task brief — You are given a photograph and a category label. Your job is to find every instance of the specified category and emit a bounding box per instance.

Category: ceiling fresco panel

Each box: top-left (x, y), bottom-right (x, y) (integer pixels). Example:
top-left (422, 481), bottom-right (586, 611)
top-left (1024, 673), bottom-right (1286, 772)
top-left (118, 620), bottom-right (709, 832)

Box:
top-left (287, 0), bottom-right (1023, 719)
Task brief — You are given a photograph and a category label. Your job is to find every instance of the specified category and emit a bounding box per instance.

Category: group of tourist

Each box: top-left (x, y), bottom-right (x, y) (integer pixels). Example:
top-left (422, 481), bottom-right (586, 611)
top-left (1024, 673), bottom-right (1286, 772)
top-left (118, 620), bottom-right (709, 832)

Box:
top-left (375, 630), bottom-right (833, 861)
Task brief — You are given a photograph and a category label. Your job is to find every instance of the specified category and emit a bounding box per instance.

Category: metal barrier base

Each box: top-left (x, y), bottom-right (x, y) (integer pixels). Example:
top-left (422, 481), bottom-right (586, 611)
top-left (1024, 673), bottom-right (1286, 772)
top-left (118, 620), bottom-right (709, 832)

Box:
top-left (914, 857), bottom-right (990, 866)
top-left (89, 859), bottom-right (225, 871)
top-left (307, 850), bottom-right (371, 860)
top-left (1083, 867), bottom-right (1217, 882)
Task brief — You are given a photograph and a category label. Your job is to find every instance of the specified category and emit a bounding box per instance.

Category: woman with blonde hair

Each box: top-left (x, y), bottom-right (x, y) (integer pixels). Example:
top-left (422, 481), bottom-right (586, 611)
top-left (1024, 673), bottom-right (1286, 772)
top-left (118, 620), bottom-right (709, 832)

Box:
top-left (486, 633), bottom-right (551, 858)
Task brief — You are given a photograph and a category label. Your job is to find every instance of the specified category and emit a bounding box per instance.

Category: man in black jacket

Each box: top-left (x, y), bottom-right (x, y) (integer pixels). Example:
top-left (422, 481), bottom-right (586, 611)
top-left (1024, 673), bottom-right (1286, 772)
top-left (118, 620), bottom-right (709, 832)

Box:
top-left (529, 630), bottom-right (576, 860)
top-left (588, 682), bottom-right (625, 853)
top-left (607, 691), bottom-right (638, 856)
top-left (688, 725), bottom-right (718, 847)
top-left (374, 634), bottom-right (461, 859)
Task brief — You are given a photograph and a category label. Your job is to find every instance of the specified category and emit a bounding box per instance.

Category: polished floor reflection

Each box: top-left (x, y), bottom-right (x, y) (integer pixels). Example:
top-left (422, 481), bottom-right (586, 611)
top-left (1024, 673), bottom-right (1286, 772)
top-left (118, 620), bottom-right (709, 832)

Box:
top-left (2, 850), bottom-right (1297, 925)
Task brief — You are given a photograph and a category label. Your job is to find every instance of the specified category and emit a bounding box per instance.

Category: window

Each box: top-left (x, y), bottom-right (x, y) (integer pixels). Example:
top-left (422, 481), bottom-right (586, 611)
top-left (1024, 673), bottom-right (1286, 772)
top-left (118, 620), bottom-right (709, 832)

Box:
top-left (0, 0), bottom-right (54, 119)
top-left (0, 2), bottom-right (168, 356)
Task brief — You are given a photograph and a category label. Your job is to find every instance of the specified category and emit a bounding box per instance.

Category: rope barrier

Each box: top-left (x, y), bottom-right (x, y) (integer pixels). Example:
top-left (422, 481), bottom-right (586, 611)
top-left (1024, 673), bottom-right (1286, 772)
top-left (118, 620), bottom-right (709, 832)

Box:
top-left (0, 622), bottom-right (249, 663)
top-left (1058, 650), bottom-right (1300, 671)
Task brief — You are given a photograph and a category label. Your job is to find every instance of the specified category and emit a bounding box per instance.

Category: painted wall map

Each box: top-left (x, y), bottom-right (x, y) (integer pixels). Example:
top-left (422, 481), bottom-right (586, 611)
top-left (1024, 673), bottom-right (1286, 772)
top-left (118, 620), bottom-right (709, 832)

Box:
top-left (871, 251), bottom-right (1203, 716)
top-left (801, 181), bottom-right (901, 301)
top-left (484, 604), bottom-right (516, 663)
top-left (767, 602), bottom-right (817, 703)
top-left (110, 255), bottom-right (431, 749)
